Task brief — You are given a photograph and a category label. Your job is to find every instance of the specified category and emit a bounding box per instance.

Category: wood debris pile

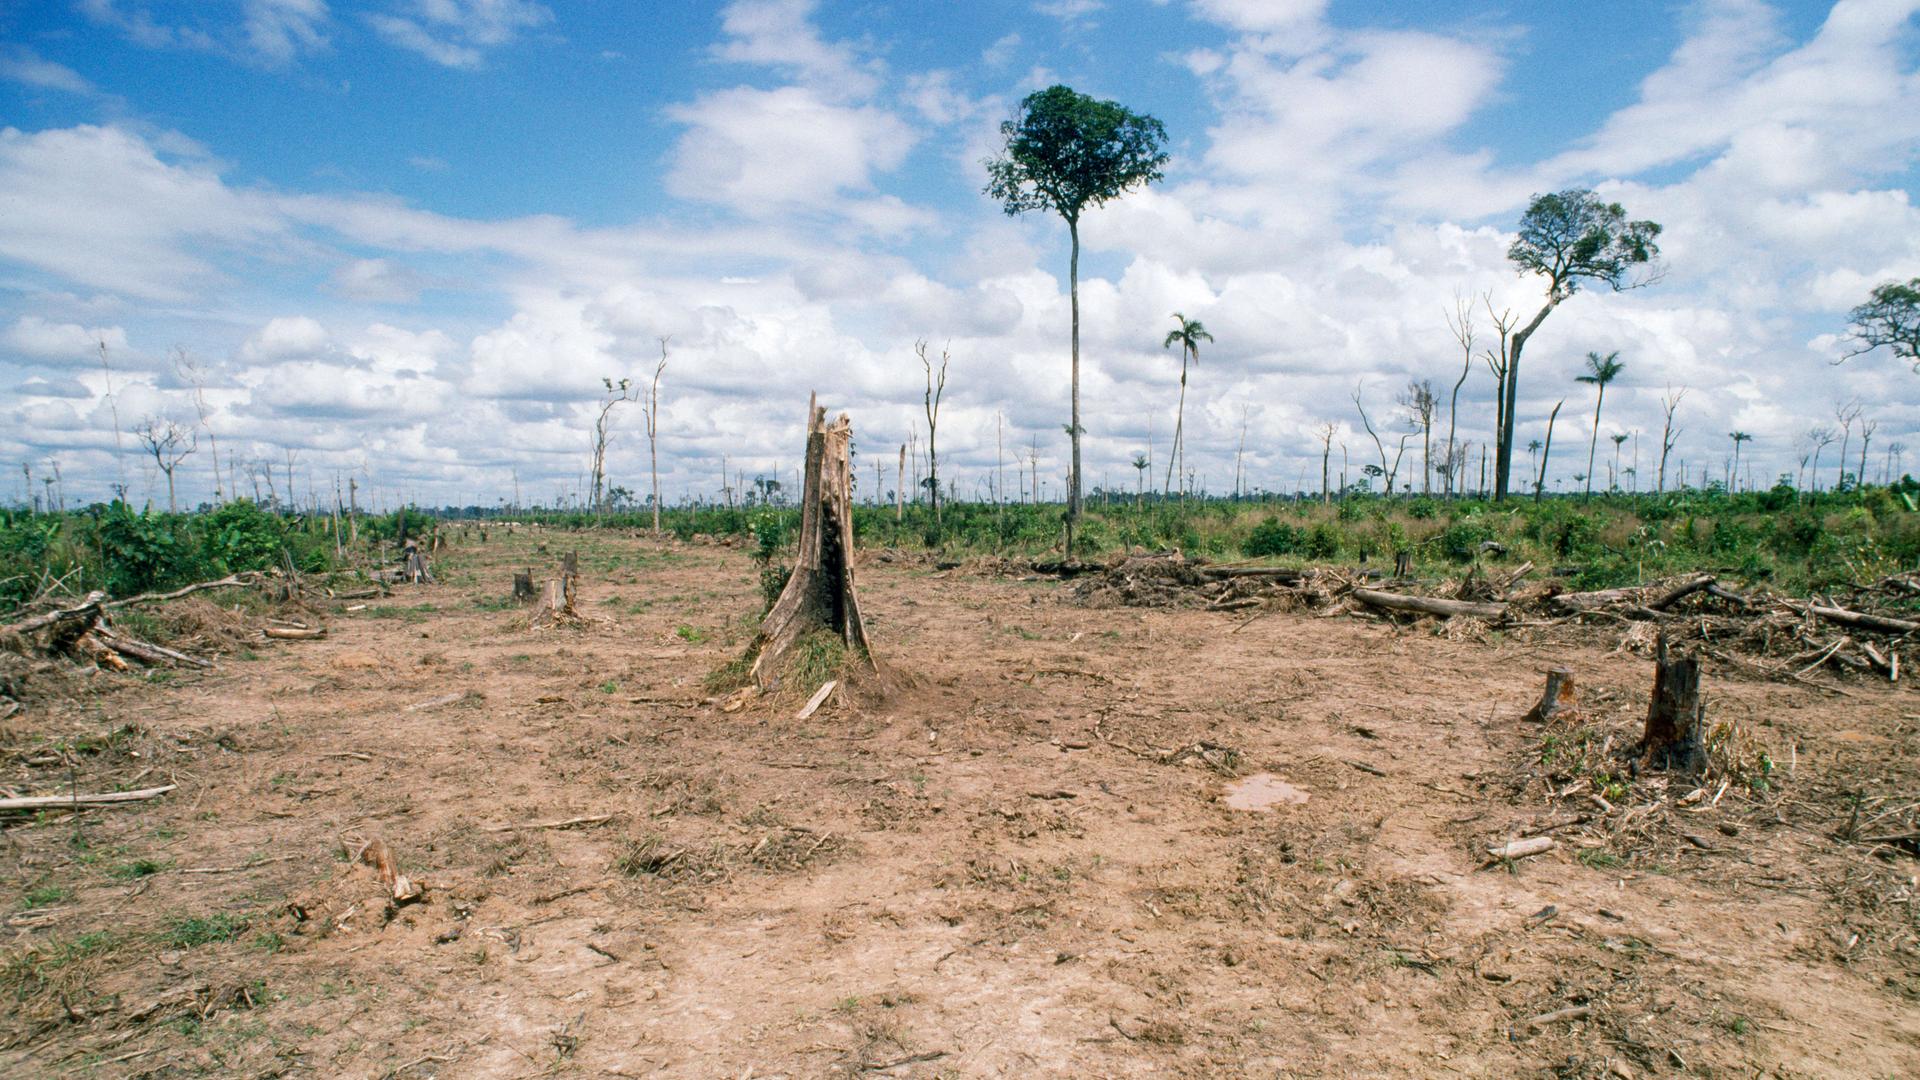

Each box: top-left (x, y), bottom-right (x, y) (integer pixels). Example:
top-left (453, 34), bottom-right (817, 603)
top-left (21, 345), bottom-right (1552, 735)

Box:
top-left (1058, 554), bottom-right (1914, 684)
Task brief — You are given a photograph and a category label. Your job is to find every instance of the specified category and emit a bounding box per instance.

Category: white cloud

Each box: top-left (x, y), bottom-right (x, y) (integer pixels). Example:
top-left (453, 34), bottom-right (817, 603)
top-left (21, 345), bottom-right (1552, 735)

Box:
top-left (1189, 0), bottom-right (1328, 34)
top-left (330, 257), bottom-right (425, 303)
top-left (712, 0), bottom-right (880, 98)
top-left (665, 86), bottom-right (917, 214)
top-left (0, 125), bottom-right (286, 301)
top-left (0, 48), bottom-right (95, 95)
top-left (3, 316), bottom-right (128, 363)
top-left (239, 315), bottom-right (333, 363)
top-left (243, 0), bottom-right (331, 66)
top-left (982, 32), bottom-right (1021, 68)
top-left (369, 0), bottom-right (552, 69)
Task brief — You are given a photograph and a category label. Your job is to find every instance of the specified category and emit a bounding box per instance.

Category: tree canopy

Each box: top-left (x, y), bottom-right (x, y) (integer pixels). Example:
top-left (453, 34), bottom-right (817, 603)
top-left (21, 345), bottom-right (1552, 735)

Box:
top-left (983, 85), bottom-right (1168, 225)
top-left (1845, 278), bottom-right (1920, 373)
top-left (1509, 189), bottom-right (1663, 302)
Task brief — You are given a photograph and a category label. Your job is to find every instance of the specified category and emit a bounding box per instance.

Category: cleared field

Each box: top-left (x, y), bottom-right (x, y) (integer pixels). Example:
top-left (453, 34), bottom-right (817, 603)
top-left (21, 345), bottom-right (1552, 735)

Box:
top-left (3, 529), bottom-right (1916, 1078)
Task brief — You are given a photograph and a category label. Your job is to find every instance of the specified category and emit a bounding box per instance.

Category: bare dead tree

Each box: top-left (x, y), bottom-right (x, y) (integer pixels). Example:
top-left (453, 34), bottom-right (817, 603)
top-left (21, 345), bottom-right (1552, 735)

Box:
top-left (590, 376), bottom-right (640, 515)
top-left (1833, 398), bottom-right (1861, 490)
top-left (1443, 295), bottom-right (1476, 497)
top-left (1482, 299), bottom-right (1519, 486)
top-left (1536, 400), bottom-right (1564, 501)
top-left (1352, 383), bottom-right (1398, 496)
top-left (1319, 422), bottom-right (1335, 505)
top-left (1657, 385), bottom-right (1685, 493)
top-left (171, 346), bottom-right (223, 504)
top-left (1233, 403), bottom-right (1250, 499)
top-left (135, 416), bottom-right (196, 513)
top-left (1806, 425), bottom-right (1836, 495)
top-left (916, 339), bottom-right (950, 526)
top-left (97, 337), bottom-right (127, 496)
top-left (1857, 416), bottom-right (1876, 488)
top-left (644, 341), bottom-right (668, 532)
top-left (282, 448), bottom-right (300, 511)
top-left (1399, 379), bottom-right (1438, 495)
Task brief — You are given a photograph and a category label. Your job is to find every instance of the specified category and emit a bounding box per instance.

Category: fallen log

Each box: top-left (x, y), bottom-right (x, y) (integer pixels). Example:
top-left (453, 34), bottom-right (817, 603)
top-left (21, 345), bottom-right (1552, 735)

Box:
top-left (0, 590), bottom-right (106, 640)
top-left (263, 627), bottom-right (327, 641)
top-left (103, 573), bottom-right (258, 610)
top-left (1487, 837), bottom-right (1556, 860)
top-left (1548, 586), bottom-right (1639, 613)
top-left (1792, 603), bottom-right (1918, 636)
top-left (97, 628), bottom-right (214, 670)
top-left (1199, 567), bottom-right (1305, 582)
top-left (1650, 573), bottom-right (1716, 611)
top-left (0, 784), bottom-right (177, 812)
top-left (1352, 588), bottom-right (1507, 620)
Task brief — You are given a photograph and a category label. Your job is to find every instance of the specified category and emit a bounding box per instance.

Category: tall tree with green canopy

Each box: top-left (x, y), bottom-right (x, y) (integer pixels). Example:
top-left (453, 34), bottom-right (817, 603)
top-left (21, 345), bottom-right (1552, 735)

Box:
top-left (1496, 190), bottom-right (1661, 500)
top-left (1161, 313), bottom-right (1212, 498)
top-left (1575, 350), bottom-right (1624, 498)
top-left (984, 84), bottom-right (1169, 550)
top-left (1843, 278), bottom-right (1920, 373)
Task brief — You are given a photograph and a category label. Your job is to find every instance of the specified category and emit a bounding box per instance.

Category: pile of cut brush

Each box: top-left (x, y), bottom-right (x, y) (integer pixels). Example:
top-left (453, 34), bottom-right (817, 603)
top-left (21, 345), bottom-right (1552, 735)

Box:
top-left (1067, 550), bottom-right (1371, 610)
top-left (1062, 553), bottom-right (1915, 684)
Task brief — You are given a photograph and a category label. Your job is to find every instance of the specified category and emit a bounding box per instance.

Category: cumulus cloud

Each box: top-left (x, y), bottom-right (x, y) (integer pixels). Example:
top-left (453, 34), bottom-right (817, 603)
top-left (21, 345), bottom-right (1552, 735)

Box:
top-left (243, 0), bottom-right (331, 66)
top-left (4, 315), bottom-right (128, 360)
top-left (665, 86), bottom-right (918, 215)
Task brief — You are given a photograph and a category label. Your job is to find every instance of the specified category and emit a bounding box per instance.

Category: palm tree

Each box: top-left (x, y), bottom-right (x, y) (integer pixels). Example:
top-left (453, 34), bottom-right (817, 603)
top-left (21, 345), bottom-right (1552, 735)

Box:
top-left (1526, 439), bottom-right (1543, 490)
top-left (1131, 452), bottom-right (1149, 506)
top-left (1729, 431), bottom-right (1752, 492)
top-left (1609, 433), bottom-right (1629, 491)
top-left (1162, 313), bottom-right (1212, 498)
top-left (1575, 350), bottom-right (1624, 498)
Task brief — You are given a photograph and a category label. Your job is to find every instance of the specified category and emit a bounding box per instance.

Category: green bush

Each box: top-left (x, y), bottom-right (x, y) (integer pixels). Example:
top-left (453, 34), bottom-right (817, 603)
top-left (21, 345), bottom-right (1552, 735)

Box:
top-left (1242, 518), bottom-right (1301, 558)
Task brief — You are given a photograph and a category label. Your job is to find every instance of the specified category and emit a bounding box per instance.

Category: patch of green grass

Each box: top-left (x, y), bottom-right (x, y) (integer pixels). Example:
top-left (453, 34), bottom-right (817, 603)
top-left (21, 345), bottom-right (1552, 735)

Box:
top-left (599, 679), bottom-right (618, 694)
top-left (162, 912), bottom-right (246, 948)
top-left (471, 595), bottom-right (516, 612)
top-left (110, 858), bottom-right (168, 880)
top-left (788, 629), bottom-right (848, 694)
top-left (1577, 848), bottom-right (1623, 870)
top-left (19, 884), bottom-right (70, 909)
top-left (675, 624), bottom-right (707, 644)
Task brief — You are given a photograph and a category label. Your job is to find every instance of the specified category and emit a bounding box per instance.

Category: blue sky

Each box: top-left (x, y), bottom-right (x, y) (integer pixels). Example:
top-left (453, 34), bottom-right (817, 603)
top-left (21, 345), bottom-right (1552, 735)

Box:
top-left (2, 0), bottom-right (1918, 509)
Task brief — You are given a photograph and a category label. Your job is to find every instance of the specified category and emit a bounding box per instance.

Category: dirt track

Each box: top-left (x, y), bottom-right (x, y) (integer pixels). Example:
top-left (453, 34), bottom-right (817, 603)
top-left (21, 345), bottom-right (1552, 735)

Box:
top-left (4, 530), bottom-right (1917, 1078)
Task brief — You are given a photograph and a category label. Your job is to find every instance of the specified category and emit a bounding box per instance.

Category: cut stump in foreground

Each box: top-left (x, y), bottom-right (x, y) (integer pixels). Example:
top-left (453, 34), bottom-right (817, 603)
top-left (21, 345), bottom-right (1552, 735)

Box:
top-left (1641, 633), bottom-right (1705, 773)
top-left (1523, 666), bottom-right (1576, 724)
top-left (747, 394), bottom-right (875, 693)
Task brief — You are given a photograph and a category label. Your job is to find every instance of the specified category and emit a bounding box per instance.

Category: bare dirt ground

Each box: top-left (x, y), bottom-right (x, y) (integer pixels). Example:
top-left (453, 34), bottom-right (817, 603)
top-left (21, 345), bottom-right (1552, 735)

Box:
top-left (4, 529), bottom-right (1917, 1078)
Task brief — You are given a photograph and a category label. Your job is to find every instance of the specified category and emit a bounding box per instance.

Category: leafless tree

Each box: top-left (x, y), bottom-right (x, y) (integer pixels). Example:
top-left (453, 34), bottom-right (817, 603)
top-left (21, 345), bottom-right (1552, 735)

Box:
top-left (1857, 417), bottom-right (1876, 488)
top-left (917, 339), bottom-right (950, 525)
top-left (1319, 423), bottom-right (1335, 505)
top-left (1398, 379), bottom-right (1438, 495)
top-left (643, 340), bottom-right (669, 532)
top-left (283, 448), bottom-right (299, 510)
top-left (1536, 400), bottom-right (1564, 502)
top-left (136, 416), bottom-right (196, 513)
top-left (1833, 398), bottom-right (1861, 489)
top-left (1657, 386), bottom-right (1685, 493)
top-left (590, 376), bottom-right (640, 514)
top-left (1806, 426), bottom-right (1836, 496)
top-left (1233, 403), bottom-right (1250, 499)
top-left (1481, 299), bottom-right (1520, 486)
top-left (1442, 296), bottom-right (1476, 497)
top-left (171, 347), bottom-right (223, 504)
top-left (97, 337), bottom-right (127, 495)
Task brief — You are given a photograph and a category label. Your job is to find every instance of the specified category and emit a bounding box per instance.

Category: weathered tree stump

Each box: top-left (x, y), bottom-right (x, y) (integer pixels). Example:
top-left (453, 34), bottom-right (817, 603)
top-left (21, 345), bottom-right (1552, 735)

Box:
top-left (1523, 666), bottom-right (1577, 723)
top-left (512, 570), bottom-right (537, 604)
top-left (1641, 633), bottom-right (1705, 772)
top-left (747, 394), bottom-right (875, 692)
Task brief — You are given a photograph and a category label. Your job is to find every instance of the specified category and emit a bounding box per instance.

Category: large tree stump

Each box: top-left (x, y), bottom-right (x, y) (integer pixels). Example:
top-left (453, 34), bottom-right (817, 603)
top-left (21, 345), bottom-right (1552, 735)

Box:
top-left (1641, 634), bottom-right (1706, 772)
top-left (748, 395), bottom-right (874, 692)
top-left (512, 570), bottom-right (537, 604)
top-left (1523, 666), bottom-right (1577, 723)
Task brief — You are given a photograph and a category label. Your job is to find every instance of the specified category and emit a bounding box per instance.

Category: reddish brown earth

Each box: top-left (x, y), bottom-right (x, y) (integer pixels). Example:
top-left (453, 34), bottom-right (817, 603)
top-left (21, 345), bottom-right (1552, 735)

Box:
top-left (3, 530), bottom-right (1916, 1078)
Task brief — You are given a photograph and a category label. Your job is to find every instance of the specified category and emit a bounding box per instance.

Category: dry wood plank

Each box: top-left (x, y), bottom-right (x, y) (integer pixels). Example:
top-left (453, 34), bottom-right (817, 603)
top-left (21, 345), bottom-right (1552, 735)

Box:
top-left (485, 814), bottom-right (614, 833)
top-left (1353, 588), bottom-right (1506, 620)
top-left (0, 784), bottom-right (177, 812)
top-left (794, 679), bottom-right (838, 720)
top-left (263, 627), bottom-right (327, 640)
top-left (1486, 836), bottom-right (1556, 860)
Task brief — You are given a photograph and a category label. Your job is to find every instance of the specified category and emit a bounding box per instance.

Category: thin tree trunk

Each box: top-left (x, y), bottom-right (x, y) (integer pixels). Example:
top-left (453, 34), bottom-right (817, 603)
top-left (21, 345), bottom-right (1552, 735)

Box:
top-left (1066, 217), bottom-right (1082, 554)
top-left (1497, 299), bottom-right (1558, 500)
top-left (1536, 400), bottom-right (1564, 501)
top-left (1584, 384), bottom-right (1604, 498)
